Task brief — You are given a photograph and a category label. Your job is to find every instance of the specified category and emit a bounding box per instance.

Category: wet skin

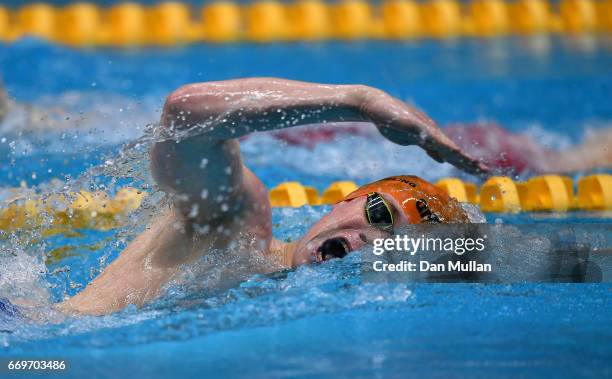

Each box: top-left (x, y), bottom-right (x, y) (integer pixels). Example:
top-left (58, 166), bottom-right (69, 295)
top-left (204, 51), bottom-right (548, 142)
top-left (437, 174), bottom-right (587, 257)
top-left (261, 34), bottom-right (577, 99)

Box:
top-left (290, 190), bottom-right (415, 266)
top-left (58, 78), bottom-right (486, 315)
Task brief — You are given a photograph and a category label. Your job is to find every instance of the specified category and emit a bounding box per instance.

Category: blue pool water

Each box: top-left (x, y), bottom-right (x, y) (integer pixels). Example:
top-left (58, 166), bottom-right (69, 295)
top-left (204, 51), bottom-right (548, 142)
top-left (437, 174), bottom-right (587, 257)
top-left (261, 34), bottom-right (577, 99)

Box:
top-left (0, 37), bottom-right (611, 378)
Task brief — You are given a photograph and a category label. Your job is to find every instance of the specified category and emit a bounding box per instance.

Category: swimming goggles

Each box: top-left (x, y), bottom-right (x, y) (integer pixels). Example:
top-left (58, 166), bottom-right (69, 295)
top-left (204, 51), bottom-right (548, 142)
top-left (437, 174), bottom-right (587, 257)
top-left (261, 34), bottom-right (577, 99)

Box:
top-left (365, 192), bottom-right (394, 233)
top-left (344, 175), bottom-right (466, 224)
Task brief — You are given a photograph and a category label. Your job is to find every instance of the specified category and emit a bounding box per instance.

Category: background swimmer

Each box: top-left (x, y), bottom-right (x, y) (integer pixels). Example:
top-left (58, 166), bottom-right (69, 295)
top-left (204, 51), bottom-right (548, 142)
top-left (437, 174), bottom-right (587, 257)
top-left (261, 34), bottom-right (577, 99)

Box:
top-left (444, 122), bottom-right (612, 174)
top-left (267, 121), bottom-right (612, 175)
top-left (57, 78), bottom-right (486, 315)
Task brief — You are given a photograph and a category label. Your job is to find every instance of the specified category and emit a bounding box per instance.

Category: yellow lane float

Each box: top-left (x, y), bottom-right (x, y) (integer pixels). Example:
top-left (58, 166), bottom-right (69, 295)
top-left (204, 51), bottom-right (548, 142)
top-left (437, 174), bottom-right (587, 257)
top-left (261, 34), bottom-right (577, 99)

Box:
top-left (510, 0), bottom-right (552, 34)
top-left (15, 3), bottom-right (57, 40)
top-left (245, 1), bottom-right (288, 41)
top-left (381, 0), bottom-right (421, 39)
top-left (331, 0), bottom-right (374, 39)
top-left (103, 2), bottom-right (147, 45)
top-left (320, 181), bottom-right (359, 204)
top-left (0, 6), bottom-right (12, 40)
top-left (201, 1), bottom-right (242, 42)
top-left (269, 182), bottom-right (312, 207)
top-left (559, 0), bottom-right (597, 33)
top-left (421, 0), bottom-right (462, 38)
top-left (57, 2), bottom-right (101, 45)
top-left (470, 0), bottom-right (509, 36)
top-left (435, 178), bottom-right (479, 204)
top-left (598, 0), bottom-right (612, 31)
top-left (577, 174), bottom-right (612, 210)
top-left (0, 187), bottom-right (146, 232)
top-left (520, 175), bottom-right (574, 211)
top-left (146, 2), bottom-right (194, 45)
top-left (2, 175), bottom-right (610, 232)
top-left (289, 0), bottom-right (331, 40)
top-left (479, 176), bottom-right (522, 213)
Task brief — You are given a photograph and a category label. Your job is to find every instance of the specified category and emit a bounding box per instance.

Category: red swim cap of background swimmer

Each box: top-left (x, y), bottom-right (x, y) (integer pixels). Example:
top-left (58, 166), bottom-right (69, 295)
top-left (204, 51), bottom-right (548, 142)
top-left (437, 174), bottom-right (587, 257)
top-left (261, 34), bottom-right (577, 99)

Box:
top-left (343, 175), bottom-right (469, 224)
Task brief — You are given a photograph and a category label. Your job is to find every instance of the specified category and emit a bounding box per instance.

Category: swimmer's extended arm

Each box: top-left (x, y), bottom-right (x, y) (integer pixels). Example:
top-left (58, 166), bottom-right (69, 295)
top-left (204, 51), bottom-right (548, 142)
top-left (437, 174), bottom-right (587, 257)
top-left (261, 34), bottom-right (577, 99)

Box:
top-left (151, 78), bottom-right (486, 223)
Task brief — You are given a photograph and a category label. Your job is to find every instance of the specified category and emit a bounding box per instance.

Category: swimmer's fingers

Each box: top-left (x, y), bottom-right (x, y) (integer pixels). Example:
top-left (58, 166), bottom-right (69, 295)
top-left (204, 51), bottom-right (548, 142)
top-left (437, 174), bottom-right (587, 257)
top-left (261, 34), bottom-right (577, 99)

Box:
top-left (425, 135), bottom-right (489, 176)
top-left (376, 121), bottom-right (488, 176)
top-left (368, 95), bottom-right (488, 175)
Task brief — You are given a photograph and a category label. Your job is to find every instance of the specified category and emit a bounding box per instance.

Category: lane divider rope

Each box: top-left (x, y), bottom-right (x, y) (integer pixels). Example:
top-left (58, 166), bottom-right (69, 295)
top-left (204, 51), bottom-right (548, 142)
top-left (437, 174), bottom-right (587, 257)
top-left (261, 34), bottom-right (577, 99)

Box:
top-left (270, 174), bottom-right (612, 212)
top-left (1, 174), bottom-right (610, 232)
top-left (0, 0), bottom-right (610, 46)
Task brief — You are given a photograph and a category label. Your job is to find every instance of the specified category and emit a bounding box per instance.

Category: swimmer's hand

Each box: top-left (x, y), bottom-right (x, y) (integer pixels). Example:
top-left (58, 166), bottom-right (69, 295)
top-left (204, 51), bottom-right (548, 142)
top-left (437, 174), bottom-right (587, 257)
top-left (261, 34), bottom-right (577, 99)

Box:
top-left (379, 120), bottom-right (489, 176)
top-left (358, 87), bottom-right (489, 176)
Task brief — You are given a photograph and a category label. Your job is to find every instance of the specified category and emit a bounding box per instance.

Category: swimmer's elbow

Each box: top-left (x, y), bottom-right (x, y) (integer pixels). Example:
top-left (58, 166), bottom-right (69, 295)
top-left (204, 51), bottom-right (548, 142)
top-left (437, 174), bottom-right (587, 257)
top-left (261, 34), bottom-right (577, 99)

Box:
top-left (164, 81), bottom-right (240, 112)
top-left (161, 85), bottom-right (197, 127)
top-left (161, 83), bottom-right (222, 129)
top-left (164, 83), bottom-right (200, 109)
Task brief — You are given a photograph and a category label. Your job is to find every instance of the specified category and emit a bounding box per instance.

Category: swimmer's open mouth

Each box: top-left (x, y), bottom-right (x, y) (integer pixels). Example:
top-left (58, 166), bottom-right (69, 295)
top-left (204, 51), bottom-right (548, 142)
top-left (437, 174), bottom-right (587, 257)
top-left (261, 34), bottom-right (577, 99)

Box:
top-left (317, 237), bottom-right (351, 262)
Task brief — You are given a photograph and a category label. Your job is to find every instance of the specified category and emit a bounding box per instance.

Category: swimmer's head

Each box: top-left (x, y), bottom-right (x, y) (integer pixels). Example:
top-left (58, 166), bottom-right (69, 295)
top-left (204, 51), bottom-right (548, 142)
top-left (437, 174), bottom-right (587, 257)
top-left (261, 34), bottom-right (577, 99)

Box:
top-left (342, 175), bottom-right (469, 225)
top-left (291, 175), bottom-right (469, 267)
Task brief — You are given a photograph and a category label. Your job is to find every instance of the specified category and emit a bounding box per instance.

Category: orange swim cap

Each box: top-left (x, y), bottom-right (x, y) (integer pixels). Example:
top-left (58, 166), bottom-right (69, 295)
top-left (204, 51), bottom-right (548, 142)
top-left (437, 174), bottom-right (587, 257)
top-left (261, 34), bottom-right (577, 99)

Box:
top-left (343, 175), bottom-right (469, 224)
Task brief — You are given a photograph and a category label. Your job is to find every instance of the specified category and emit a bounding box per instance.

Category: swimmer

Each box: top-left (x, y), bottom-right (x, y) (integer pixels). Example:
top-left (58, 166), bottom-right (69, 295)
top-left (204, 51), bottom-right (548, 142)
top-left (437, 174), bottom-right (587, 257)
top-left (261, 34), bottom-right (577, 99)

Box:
top-left (269, 121), bottom-right (612, 175)
top-left (58, 78), bottom-right (487, 315)
top-left (445, 122), bottom-right (612, 174)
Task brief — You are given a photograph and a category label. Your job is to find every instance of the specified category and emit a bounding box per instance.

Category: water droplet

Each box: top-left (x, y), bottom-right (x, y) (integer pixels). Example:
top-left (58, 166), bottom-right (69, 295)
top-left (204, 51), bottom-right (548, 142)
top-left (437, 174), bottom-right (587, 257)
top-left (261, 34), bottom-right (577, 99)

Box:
top-left (188, 204), bottom-right (199, 218)
top-left (194, 224), bottom-right (210, 234)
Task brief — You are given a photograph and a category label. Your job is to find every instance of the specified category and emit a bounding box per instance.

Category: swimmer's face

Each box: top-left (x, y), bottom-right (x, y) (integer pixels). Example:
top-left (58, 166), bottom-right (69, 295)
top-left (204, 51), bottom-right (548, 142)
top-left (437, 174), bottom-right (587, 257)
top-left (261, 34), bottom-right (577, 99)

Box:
top-left (291, 191), bottom-right (410, 267)
top-left (291, 175), bottom-right (469, 267)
